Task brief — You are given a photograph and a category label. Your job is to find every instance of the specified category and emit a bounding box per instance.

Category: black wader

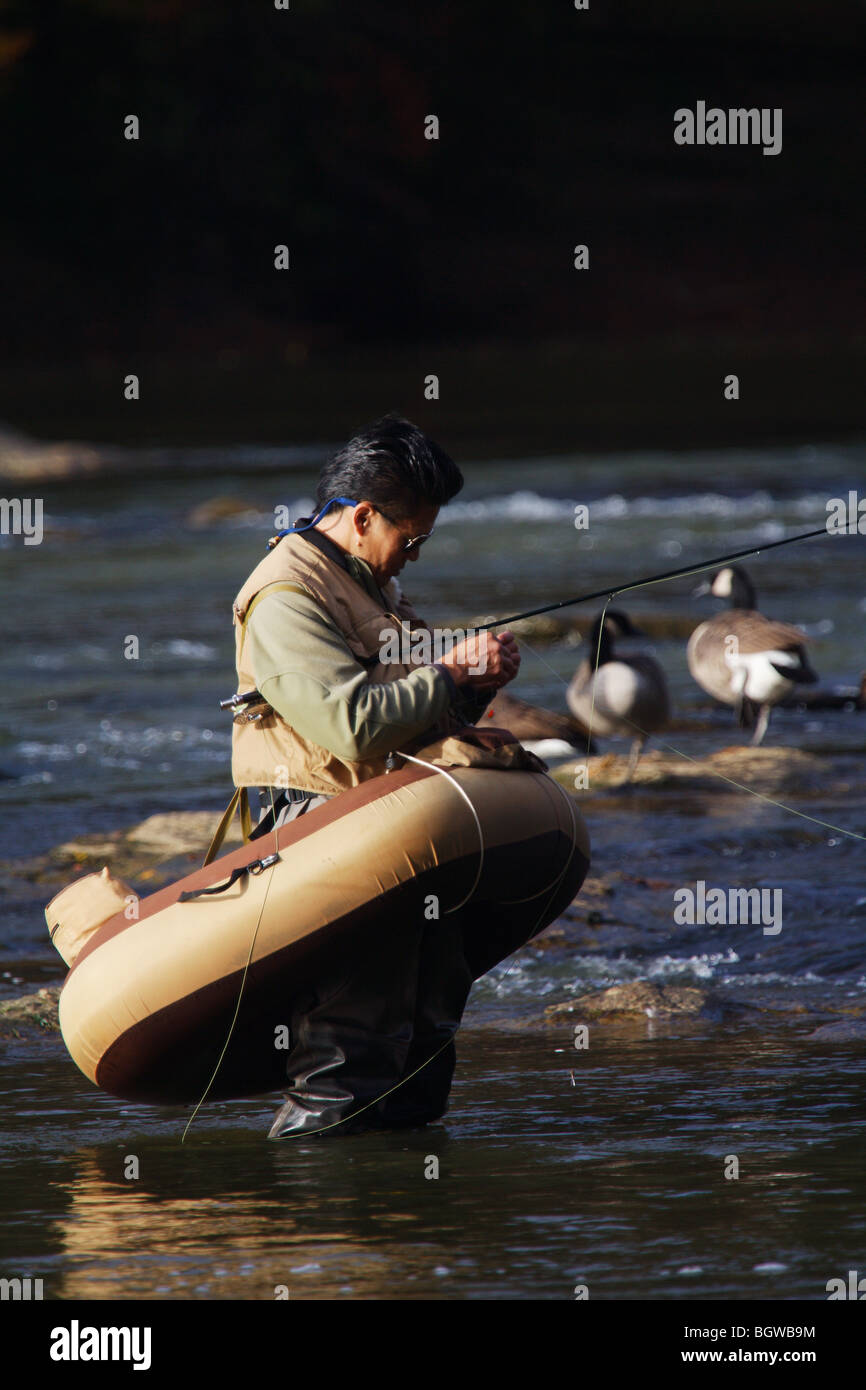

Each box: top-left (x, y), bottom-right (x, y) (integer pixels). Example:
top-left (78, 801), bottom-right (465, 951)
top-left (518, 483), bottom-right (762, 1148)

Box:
top-left (252, 787), bottom-right (474, 1138)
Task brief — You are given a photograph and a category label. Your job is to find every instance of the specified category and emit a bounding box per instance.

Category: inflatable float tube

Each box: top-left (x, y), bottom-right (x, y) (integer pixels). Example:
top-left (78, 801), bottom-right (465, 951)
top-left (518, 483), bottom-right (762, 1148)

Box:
top-left (58, 761), bottom-right (590, 1104)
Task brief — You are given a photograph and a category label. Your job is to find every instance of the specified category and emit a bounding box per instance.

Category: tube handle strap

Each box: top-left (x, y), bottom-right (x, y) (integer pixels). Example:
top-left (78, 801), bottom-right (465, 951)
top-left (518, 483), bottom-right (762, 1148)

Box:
top-left (180, 852), bottom-right (280, 901)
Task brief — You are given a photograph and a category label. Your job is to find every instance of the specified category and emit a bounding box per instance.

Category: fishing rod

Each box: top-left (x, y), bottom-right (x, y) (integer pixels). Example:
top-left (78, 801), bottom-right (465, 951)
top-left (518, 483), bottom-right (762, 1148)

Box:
top-left (474, 524), bottom-right (836, 632)
top-left (219, 523), bottom-right (850, 712)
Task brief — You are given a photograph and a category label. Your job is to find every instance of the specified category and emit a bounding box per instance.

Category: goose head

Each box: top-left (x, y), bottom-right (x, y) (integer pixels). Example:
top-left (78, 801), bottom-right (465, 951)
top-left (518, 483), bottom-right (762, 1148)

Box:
top-left (693, 564), bottom-right (756, 610)
top-left (587, 609), bottom-right (645, 664)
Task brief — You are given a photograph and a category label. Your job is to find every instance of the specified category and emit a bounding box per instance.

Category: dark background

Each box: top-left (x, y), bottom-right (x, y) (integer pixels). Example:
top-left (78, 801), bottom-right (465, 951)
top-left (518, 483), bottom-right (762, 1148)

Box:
top-left (1, 0), bottom-right (863, 454)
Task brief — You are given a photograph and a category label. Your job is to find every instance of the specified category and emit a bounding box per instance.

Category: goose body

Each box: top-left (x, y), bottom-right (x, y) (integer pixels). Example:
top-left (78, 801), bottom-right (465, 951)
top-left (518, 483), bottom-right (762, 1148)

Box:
top-left (687, 565), bottom-right (817, 744)
top-left (567, 610), bottom-right (670, 777)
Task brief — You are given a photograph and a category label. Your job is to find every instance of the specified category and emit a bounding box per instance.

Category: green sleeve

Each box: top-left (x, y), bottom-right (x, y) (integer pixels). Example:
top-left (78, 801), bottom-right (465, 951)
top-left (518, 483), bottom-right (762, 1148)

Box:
top-left (450, 684), bottom-right (494, 727)
top-left (244, 589), bottom-right (455, 761)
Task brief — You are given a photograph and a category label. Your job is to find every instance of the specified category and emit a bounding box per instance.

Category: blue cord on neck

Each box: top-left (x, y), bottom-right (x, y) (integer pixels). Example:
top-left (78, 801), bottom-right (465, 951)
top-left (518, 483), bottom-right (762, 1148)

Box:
top-left (276, 496), bottom-right (359, 538)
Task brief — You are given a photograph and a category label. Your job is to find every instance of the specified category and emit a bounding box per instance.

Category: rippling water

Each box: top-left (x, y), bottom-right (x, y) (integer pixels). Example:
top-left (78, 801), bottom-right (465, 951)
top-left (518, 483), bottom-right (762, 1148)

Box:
top-left (1, 1027), bottom-right (864, 1301)
top-left (1, 438), bottom-right (864, 1298)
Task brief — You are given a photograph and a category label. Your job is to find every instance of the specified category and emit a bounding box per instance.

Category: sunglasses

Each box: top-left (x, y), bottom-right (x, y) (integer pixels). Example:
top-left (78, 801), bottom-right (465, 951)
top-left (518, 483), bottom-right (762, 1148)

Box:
top-left (372, 506), bottom-right (435, 553)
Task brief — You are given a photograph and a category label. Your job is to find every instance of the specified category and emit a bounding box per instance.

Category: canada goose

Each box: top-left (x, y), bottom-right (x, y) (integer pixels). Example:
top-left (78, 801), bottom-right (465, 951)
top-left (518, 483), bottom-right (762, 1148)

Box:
top-left (687, 565), bottom-right (817, 745)
top-left (566, 609), bottom-right (671, 779)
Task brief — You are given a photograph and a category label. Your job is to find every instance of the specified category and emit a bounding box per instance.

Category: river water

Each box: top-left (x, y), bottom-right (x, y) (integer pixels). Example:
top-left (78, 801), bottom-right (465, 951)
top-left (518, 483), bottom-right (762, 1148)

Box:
top-left (1, 438), bottom-right (864, 1300)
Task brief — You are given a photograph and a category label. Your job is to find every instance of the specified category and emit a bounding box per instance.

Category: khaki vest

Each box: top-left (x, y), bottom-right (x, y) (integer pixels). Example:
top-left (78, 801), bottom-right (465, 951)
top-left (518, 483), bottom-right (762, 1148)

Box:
top-left (231, 532), bottom-right (439, 795)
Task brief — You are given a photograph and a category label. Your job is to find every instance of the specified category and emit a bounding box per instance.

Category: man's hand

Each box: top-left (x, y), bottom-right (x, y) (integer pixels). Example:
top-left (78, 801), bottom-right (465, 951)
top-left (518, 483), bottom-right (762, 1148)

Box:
top-left (438, 630), bottom-right (520, 690)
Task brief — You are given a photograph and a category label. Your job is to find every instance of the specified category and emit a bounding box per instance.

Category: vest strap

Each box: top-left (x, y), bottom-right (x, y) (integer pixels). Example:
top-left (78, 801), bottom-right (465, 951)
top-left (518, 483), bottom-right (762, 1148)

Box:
top-left (235, 582), bottom-right (313, 708)
top-left (203, 787), bottom-right (253, 867)
top-left (213, 578), bottom-right (313, 862)
top-left (240, 580), bottom-right (312, 630)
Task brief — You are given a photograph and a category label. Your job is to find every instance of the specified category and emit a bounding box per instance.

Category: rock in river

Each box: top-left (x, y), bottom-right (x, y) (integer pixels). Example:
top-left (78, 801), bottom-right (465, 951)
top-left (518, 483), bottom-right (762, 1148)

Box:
top-left (546, 981), bottom-right (708, 1020)
top-left (0, 987), bottom-right (61, 1038)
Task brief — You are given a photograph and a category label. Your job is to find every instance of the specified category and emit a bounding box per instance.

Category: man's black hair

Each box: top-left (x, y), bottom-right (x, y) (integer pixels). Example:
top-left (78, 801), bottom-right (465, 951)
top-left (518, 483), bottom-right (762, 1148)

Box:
top-left (315, 414), bottom-right (463, 521)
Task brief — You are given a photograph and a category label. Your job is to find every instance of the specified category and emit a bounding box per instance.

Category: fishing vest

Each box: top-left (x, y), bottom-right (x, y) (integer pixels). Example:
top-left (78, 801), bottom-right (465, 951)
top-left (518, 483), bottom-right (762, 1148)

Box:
top-left (231, 531), bottom-right (436, 795)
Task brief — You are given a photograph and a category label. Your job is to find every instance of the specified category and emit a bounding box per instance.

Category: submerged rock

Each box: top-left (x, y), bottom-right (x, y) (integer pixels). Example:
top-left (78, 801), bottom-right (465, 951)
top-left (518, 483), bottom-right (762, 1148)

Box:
top-left (4, 809), bottom-right (244, 898)
top-left (0, 422), bottom-right (116, 483)
top-left (806, 1020), bottom-right (866, 1042)
top-left (546, 981), bottom-right (707, 1019)
top-left (51, 810), bottom-right (242, 864)
top-left (542, 983), bottom-right (866, 1039)
top-left (0, 986), bottom-right (61, 1038)
top-left (186, 496), bottom-right (262, 528)
top-left (555, 744), bottom-right (829, 792)
top-left (124, 811), bottom-right (243, 857)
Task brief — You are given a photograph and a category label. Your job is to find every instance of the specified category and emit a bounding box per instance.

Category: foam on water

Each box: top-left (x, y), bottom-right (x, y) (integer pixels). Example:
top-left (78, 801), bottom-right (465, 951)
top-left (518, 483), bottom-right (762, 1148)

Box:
top-left (475, 947), bottom-right (866, 1004)
top-left (268, 487), bottom-right (835, 528)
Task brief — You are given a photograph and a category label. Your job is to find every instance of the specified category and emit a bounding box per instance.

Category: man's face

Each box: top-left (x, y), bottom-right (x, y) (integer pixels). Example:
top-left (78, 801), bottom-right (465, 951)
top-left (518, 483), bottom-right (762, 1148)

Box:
top-left (357, 501), bottom-right (439, 586)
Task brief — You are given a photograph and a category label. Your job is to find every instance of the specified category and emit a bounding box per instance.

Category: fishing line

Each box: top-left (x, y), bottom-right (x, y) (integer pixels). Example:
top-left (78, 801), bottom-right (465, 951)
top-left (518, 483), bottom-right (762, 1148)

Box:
top-left (181, 787), bottom-right (282, 1142)
top-left (582, 595), bottom-right (615, 758)
top-left (394, 752), bottom-right (486, 912)
top-left (639, 732), bottom-right (866, 842)
top-left (490, 768), bottom-right (582, 904)
top-left (398, 748), bottom-right (582, 906)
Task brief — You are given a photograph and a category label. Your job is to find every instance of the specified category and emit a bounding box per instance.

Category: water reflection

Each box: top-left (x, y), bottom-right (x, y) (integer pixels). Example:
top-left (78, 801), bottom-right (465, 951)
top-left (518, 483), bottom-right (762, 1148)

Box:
top-left (1, 1027), bottom-right (860, 1300)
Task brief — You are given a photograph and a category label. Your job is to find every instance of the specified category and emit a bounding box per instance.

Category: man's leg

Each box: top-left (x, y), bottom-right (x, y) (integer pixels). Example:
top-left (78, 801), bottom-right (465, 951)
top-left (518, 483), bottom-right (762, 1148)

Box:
top-left (257, 787), bottom-right (470, 1135)
top-left (372, 911), bottom-right (474, 1128)
top-left (269, 917), bottom-right (425, 1139)
top-left (259, 785), bottom-right (426, 1139)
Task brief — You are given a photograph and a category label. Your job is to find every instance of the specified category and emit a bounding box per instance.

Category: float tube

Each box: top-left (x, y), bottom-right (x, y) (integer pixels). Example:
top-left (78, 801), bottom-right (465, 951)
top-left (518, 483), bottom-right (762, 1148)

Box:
top-left (56, 760), bottom-right (590, 1105)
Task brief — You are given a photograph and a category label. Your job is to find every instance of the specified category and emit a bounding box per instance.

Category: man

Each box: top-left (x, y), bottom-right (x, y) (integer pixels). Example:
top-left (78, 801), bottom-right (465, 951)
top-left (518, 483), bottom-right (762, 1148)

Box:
top-left (230, 415), bottom-right (520, 1138)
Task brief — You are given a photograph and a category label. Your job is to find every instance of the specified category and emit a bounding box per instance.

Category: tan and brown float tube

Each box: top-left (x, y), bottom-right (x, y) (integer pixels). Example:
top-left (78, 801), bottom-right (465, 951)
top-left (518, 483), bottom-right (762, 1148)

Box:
top-left (55, 760), bottom-right (589, 1105)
